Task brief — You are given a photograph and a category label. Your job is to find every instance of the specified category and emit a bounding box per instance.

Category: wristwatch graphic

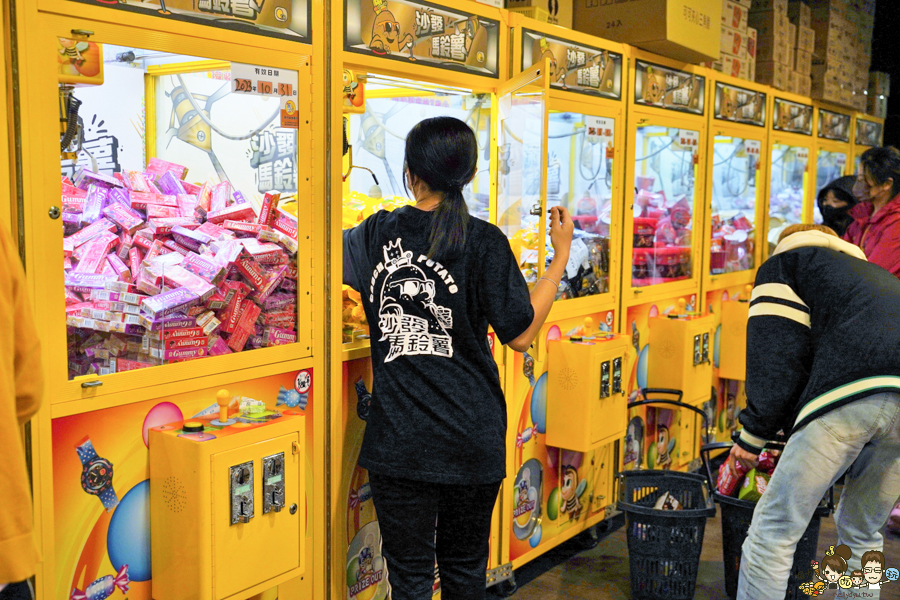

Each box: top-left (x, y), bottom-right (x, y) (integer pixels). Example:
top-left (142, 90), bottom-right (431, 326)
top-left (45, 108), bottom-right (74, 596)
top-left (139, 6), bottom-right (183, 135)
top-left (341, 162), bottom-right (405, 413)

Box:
top-left (75, 436), bottom-right (119, 512)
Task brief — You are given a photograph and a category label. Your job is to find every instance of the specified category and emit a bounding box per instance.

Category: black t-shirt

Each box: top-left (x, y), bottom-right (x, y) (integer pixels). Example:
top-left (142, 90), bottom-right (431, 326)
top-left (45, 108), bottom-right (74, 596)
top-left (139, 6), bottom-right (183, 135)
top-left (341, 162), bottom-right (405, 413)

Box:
top-left (343, 205), bottom-right (534, 484)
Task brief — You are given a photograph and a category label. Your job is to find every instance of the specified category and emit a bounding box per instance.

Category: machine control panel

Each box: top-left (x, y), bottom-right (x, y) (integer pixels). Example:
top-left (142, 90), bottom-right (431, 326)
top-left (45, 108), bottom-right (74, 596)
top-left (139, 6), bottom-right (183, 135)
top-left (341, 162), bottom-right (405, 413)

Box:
top-left (612, 357), bottom-right (623, 394)
top-left (600, 361), bottom-right (611, 398)
top-left (230, 461), bottom-right (254, 525)
top-left (262, 452), bottom-right (286, 515)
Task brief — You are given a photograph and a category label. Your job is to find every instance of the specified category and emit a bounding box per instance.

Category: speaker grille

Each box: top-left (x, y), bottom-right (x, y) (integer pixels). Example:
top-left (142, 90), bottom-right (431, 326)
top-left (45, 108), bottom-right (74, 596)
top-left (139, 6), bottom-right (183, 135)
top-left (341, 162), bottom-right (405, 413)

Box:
top-left (162, 476), bottom-right (186, 513)
top-left (558, 367), bottom-right (579, 390)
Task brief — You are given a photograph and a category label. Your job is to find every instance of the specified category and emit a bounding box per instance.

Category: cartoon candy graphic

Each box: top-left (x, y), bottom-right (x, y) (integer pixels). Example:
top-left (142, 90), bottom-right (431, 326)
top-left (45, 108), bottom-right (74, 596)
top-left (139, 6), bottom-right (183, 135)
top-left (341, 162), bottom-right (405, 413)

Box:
top-left (70, 565), bottom-right (129, 600)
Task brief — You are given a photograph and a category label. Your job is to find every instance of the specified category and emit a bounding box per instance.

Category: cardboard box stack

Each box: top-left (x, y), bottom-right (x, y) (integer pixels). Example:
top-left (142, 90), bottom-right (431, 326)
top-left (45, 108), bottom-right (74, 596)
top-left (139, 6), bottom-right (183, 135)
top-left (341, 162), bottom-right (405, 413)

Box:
top-left (704, 0), bottom-right (757, 81)
top-left (749, 0), bottom-right (792, 90)
top-left (868, 71), bottom-right (890, 119)
top-left (809, 0), bottom-right (875, 110)
top-left (505, 0), bottom-right (574, 29)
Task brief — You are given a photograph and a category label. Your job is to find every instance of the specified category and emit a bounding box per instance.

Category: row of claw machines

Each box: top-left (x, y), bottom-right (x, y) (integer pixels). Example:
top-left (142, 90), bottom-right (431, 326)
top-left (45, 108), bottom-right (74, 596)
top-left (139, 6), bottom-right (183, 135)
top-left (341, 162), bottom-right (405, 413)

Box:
top-left (330, 1), bottom-right (885, 598)
top-left (0, 0), bottom-right (885, 599)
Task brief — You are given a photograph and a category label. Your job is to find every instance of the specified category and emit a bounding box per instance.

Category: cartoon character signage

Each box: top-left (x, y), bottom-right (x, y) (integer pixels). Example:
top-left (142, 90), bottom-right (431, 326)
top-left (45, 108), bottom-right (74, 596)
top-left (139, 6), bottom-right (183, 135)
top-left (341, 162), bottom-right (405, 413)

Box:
top-left (51, 371), bottom-right (314, 600)
top-left (714, 82), bottom-right (765, 127)
top-left (344, 0), bottom-right (501, 77)
top-left (57, 38), bottom-right (104, 87)
top-left (817, 109), bottom-right (851, 142)
top-left (856, 118), bottom-right (884, 147)
top-left (65, 0), bottom-right (310, 43)
top-left (521, 30), bottom-right (622, 100)
top-left (635, 61), bottom-right (705, 115)
top-left (773, 98), bottom-right (813, 135)
top-left (801, 545), bottom-right (899, 595)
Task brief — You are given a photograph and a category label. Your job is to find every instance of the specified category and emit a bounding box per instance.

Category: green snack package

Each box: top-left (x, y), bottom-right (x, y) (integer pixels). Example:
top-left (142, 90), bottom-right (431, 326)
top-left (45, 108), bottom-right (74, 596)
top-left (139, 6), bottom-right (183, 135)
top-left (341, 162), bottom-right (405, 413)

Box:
top-left (737, 468), bottom-right (771, 502)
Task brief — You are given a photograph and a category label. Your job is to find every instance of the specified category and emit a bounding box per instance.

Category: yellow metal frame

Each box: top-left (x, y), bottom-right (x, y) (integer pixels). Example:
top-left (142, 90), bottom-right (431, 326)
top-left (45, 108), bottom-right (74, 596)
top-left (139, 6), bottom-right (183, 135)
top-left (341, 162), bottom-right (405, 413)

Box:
top-left (766, 90), bottom-right (815, 258)
top-left (0, 2), bottom-right (12, 235)
top-left (702, 72), bottom-right (771, 292)
top-left (811, 101), bottom-right (854, 218)
top-left (329, 1), bottom-right (513, 597)
top-left (508, 13), bottom-right (628, 324)
top-left (622, 49), bottom-right (709, 308)
top-left (16, 2), bottom-right (328, 599)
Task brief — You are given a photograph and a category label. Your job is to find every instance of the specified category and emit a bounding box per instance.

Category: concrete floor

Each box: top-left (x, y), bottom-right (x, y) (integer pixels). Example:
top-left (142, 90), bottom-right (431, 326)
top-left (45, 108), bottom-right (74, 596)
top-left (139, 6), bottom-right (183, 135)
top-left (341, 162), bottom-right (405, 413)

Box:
top-left (491, 489), bottom-right (900, 600)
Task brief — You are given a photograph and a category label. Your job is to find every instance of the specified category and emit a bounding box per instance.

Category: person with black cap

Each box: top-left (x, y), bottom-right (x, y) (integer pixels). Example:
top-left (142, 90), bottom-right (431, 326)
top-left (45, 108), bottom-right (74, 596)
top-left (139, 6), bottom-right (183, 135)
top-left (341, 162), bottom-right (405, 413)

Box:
top-left (817, 175), bottom-right (858, 237)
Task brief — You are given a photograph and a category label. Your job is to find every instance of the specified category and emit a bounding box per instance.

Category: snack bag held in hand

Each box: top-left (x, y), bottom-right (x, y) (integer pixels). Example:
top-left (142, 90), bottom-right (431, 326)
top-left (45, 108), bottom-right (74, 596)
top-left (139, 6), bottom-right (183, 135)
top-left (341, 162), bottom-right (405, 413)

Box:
top-left (717, 454), bottom-right (749, 497)
top-left (757, 449), bottom-right (779, 474)
top-left (738, 468), bottom-right (770, 502)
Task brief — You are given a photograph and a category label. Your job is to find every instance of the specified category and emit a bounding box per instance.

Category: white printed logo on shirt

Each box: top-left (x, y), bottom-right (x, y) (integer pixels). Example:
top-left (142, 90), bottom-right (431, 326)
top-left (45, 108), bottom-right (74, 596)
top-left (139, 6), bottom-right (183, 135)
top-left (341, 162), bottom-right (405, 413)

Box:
top-left (368, 239), bottom-right (456, 363)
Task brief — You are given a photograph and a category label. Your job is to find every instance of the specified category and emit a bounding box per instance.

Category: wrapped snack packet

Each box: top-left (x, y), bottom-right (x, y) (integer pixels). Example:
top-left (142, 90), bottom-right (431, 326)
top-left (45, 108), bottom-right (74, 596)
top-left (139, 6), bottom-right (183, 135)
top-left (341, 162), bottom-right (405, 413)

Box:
top-left (738, 468), bottom-right (770, 502)
top-left (717, 454), bottom-right (750, 497)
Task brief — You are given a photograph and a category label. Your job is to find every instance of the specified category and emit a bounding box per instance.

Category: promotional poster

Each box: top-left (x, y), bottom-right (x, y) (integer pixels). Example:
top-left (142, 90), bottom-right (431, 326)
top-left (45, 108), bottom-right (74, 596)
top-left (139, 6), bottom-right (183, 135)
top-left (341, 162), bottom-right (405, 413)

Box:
top-left (713, 82), bottom-right (766, 127)
top-left (634, 61), bottom-right (705, 115)
top-left (52, 370), bottom-right (315, 600)
top-left (773, 98), bottom-right (813, 135)
top-left (344, 0), bottom-right (500, 76)
top-left (818, 109), bottom-right (851, 142)
top-left (521, 30), bottom-right (622, 100)
top-left (856, 118), bottom-right (884, 147)
top-left (65, 0), bottom-right (310, 42)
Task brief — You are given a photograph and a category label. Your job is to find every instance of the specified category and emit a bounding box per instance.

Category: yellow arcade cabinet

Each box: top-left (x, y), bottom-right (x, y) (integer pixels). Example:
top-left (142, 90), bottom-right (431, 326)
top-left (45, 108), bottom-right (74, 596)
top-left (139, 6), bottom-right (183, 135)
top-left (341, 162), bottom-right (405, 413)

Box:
top-left (500, 14), bottom-right (630, 580)
top-left (766, 93), bottom-right (815, 257)
top-left (330, 0), bottom-right (512, 596)
top-left (812, 103), bottom-right (853, 224)
top-left (15, 1), bottom-right (325, 598)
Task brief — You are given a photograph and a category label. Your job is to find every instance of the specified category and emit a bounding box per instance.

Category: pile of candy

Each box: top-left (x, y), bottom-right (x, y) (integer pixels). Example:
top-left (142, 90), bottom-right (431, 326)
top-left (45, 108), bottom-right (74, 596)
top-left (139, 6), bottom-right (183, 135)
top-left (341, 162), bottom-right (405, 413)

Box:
top-left (717, 448), bottom-right (780, 502)
top-left (63, 158), bottom-right (299, 379)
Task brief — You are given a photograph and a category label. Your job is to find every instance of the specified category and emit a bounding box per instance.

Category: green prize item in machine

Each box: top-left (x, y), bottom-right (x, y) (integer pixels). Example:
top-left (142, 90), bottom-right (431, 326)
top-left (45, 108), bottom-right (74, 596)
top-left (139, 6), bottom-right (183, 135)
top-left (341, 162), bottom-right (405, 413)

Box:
top-left (737, 468), bottom-right (770, 503)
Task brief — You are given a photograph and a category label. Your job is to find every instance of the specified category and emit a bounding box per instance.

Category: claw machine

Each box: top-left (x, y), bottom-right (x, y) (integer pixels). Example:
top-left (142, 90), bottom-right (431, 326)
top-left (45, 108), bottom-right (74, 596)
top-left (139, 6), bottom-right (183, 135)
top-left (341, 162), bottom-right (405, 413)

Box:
top-left (15, 2), bottom-right (326, 599)
top-left (331, 0), bottom-right (510, 596)
top-left (812, 104), bottom-right (853, 224)
top-left (765, 93), bottom-right (814, 256)
top-left (621, 49), bottom-right (712, 474)
top-left (701, 73), bottom-right (768, 446)
top-left (497, 14), bottom-right (629, 581)
top-left (853, 114), bottom-right (885, 171)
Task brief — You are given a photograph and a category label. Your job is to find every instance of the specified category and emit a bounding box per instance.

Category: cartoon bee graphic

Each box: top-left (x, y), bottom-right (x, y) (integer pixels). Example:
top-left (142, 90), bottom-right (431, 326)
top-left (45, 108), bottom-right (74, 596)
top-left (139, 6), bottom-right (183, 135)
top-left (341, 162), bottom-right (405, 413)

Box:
top-left (559, 465), bottom-right (584, 520)
top-left (369, 0), bottom-right (415, 60)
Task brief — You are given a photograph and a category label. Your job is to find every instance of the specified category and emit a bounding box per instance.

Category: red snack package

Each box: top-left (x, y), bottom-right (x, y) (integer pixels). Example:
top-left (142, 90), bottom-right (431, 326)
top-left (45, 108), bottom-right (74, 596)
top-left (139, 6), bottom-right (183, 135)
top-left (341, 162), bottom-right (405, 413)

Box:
top-left (757, 450), bottom-right (779, 475)
top-left (717, 454), bottom-right (750, 497)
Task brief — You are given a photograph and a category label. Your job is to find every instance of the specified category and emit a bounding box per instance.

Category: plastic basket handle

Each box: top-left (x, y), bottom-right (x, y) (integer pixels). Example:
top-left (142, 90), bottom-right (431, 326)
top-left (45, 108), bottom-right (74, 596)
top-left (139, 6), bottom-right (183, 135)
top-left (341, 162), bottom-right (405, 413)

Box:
top-left (630, 388), bottom-right (710, 432)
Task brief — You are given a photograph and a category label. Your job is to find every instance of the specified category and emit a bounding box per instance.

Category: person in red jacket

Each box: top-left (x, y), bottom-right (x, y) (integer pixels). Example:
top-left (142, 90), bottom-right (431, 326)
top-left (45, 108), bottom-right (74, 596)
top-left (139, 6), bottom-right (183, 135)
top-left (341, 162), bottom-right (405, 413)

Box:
top-left (843, 146), bottom-right (900, 278)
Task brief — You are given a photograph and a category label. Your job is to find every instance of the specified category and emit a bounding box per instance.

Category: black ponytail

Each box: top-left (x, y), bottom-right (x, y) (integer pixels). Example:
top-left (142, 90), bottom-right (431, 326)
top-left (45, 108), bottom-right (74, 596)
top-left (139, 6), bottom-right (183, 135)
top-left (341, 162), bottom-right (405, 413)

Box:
top-left (404, 117), bottom-right (478, 259)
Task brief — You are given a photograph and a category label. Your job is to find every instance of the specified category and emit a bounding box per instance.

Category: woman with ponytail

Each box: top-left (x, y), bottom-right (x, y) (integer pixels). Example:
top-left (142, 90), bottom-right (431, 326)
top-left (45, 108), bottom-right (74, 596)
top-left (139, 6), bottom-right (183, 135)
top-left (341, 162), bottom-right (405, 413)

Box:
top-left (343, 116), bottom-right (573, 599)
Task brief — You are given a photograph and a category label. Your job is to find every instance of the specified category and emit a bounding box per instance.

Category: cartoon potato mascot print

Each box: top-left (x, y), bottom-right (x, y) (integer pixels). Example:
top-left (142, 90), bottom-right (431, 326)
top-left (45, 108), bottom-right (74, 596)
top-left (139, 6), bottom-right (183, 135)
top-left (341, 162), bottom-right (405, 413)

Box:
top-left (369, 0), bottom-right (415, 59)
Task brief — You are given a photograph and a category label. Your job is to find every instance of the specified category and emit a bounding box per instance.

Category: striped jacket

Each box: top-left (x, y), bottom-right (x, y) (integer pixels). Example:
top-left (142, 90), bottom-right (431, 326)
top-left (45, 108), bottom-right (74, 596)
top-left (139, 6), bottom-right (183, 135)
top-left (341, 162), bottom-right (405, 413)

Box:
top-left (737, 230), bottom-right (900, 453)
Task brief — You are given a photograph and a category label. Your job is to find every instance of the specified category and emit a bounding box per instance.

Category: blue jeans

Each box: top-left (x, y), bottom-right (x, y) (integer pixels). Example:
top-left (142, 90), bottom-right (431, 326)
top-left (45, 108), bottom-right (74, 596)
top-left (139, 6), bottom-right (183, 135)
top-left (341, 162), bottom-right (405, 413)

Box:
top-left (738, 392), bottom-right (900, 599)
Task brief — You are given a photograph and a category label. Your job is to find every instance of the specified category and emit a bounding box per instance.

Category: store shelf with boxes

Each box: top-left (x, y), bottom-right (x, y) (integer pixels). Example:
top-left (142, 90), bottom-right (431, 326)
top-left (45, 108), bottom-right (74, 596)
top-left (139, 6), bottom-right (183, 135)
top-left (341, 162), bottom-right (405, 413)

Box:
top-left (13, 1), bottom-right (326, 598)
top-left (809, 0), bottom-right (874, 114)
top-left (500, 13), bottom-right (631, 575)
top-left (750, 0), bottom-right (814, 97)
top-left (329, 0), bottom-right (516, 595)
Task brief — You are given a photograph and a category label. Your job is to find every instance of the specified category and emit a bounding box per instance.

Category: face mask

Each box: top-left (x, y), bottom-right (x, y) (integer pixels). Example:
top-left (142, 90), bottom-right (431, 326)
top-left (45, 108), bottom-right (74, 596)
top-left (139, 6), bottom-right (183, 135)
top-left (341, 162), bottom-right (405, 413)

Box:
top-left (821, 204), bottom-right (851, 225)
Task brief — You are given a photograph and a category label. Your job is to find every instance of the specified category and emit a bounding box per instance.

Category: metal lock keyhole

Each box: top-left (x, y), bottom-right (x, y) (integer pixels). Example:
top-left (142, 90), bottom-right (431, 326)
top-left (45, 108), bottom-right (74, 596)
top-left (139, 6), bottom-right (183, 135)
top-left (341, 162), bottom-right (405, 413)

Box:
top-left (49, 206), bottom-right (61, 220)
top-left (529, 204), bottom-right (542, 217)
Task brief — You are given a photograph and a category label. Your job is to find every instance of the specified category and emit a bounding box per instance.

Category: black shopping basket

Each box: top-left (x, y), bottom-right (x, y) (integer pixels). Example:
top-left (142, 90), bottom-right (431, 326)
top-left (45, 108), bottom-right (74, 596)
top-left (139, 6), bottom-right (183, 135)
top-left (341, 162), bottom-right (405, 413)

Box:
top-left (618, 390), bottom-right (716, 600)
top-left (701, 440), bottom-right (834, 600)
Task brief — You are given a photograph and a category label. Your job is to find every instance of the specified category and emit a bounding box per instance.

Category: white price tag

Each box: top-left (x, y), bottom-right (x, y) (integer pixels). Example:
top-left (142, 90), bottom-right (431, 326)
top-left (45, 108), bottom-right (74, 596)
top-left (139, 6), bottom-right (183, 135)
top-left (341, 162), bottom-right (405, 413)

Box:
top-left (678, 130), bottom-right (700, 148)
top-left (232, 62), bottom-right (298, 97)
top-left (566, 239), bottom-right (590, 279)
top-left (745, 140), bottom-right (761, 156)
top-left (586, 116), bottom-right (615, 141)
